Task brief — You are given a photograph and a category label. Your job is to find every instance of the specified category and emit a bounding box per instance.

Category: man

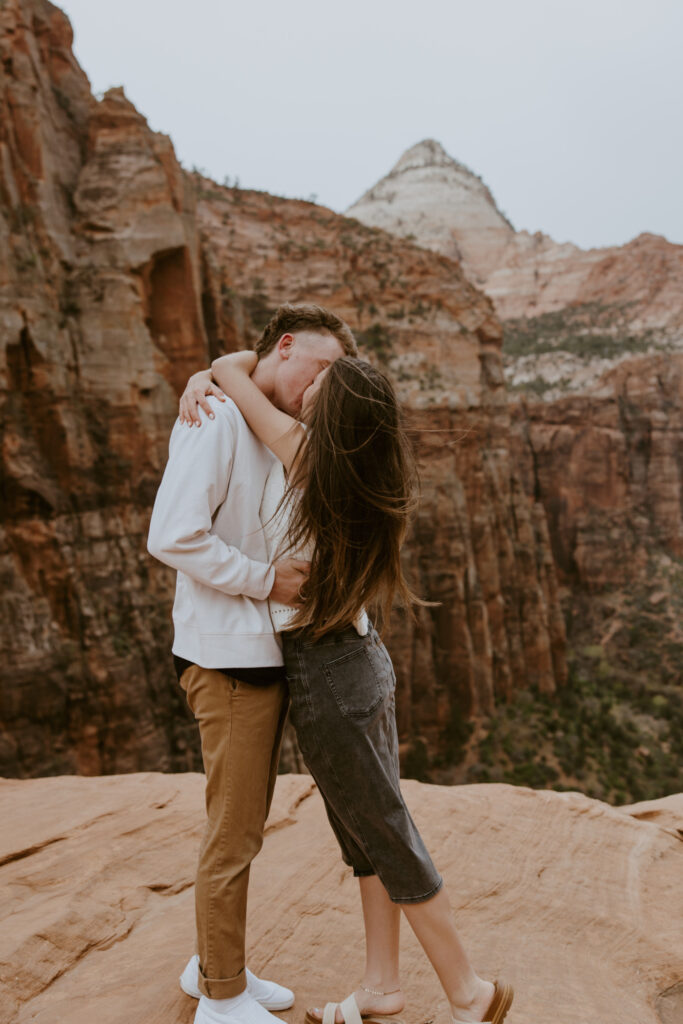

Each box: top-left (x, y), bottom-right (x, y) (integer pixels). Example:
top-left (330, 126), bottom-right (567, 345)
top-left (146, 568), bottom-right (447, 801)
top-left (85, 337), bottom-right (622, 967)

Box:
top-left (147, 304), bottom-right (357, 1024)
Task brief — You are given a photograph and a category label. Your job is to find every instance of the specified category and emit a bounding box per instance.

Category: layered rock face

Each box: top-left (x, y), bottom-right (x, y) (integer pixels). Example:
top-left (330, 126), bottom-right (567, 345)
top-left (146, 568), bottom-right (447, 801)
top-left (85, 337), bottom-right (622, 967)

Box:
top-left (0, 1), bottom-right (565, 779)
top-left (346, 139), bottom-right (683, 801)
top-left (1, 771), bottom-right (682, 1024)
top-left (1, 0), bottom-right (209, 776)
top-left (487, 229), bottom-right (683, 327)
top-left (511, 352), bottom-right (683, 588)
top-left (347, 139), bottom-right (683, 596)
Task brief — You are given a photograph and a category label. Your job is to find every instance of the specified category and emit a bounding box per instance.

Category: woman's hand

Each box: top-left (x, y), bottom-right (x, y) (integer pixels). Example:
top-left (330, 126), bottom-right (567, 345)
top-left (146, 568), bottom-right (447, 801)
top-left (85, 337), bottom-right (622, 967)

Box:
top-left (179, 369), bottom-right (226, 426)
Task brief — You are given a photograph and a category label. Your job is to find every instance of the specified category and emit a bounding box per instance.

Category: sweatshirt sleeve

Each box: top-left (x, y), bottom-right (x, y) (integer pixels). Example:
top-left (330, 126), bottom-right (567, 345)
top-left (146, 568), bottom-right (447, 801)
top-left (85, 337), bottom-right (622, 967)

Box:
top-left (147, 408), bottom-right (275, 600)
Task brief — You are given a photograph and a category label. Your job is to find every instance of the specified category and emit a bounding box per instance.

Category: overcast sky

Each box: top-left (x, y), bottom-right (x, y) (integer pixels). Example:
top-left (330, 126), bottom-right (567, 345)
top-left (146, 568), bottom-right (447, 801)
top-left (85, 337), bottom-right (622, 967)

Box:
top-left (57, 0), bottom-right (682, 251)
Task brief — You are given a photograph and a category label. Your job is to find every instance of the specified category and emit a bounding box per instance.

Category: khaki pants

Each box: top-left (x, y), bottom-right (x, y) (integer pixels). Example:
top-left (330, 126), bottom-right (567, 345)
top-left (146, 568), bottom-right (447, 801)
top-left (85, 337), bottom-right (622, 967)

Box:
top-left (180, 666), bottom-right (289, 999)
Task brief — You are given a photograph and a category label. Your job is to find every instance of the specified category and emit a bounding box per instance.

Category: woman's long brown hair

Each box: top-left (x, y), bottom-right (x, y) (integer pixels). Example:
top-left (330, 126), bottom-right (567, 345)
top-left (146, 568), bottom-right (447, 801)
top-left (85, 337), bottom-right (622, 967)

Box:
top-left (283, 356), bottom-right (422, 639)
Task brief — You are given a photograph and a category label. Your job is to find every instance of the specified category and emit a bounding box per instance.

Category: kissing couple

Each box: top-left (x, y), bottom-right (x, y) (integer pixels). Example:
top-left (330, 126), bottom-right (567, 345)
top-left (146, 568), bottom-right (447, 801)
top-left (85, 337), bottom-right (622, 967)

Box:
top-left (148, 303), bottom-right (513, 1024)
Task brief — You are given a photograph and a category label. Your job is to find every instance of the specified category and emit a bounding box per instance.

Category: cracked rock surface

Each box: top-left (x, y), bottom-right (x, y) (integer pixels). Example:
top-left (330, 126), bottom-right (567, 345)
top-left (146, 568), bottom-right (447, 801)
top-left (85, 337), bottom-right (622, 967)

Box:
top-left (1, 772), bottom-right (681, 1024)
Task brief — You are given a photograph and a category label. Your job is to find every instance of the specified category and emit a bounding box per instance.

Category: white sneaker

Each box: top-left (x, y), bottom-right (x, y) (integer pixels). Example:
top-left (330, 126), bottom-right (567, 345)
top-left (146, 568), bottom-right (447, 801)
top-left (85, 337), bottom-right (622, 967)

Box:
top-left (180, 955), bottom-right (294, 1010)
top-left (243, 967), bottom-right (295, 1010)
top-left (194, 990), bottom-right (286, 1024)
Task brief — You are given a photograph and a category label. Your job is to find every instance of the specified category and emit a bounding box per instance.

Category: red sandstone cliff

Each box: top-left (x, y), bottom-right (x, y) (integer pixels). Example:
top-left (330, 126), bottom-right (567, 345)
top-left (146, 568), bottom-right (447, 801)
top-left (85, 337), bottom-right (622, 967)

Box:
top-left (0, 1), bottom-right (565, 779)
top-left (346, 140), bottom-right (683, 799)
top-left (1, 0), bottom-right (210, 776)
top-left (348, 139), bottom-right (683, 606)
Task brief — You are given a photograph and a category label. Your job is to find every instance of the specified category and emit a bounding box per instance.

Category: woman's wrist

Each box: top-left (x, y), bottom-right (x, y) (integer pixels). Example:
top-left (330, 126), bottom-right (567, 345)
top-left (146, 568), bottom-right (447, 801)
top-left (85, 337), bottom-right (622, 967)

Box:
top-left (190, 368), bottom-right (214, 386)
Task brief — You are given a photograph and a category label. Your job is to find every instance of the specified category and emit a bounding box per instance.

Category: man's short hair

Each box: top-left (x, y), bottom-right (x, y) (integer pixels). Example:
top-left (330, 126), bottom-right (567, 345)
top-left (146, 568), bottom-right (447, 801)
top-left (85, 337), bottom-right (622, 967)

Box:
top-left (255, 303), bottom-right (358, 358)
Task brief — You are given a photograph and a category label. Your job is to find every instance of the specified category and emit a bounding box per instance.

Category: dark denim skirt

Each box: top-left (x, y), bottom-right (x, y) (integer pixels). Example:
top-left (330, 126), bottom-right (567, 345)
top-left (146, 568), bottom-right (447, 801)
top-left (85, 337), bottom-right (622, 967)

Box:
top-left (282, 623), bottom-right (443, 903)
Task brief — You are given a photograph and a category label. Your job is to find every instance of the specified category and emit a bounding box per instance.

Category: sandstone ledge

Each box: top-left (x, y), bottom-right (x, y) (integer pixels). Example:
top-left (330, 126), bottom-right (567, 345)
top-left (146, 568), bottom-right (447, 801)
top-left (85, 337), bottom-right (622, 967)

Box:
top-left (0, 773), bottom-right (681, 1024)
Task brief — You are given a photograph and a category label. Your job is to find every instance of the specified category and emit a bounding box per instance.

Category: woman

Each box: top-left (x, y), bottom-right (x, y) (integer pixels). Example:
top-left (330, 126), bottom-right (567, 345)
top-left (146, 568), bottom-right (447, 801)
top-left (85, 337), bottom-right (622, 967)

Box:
top-left (179, 351), bottom-right (513, 1024)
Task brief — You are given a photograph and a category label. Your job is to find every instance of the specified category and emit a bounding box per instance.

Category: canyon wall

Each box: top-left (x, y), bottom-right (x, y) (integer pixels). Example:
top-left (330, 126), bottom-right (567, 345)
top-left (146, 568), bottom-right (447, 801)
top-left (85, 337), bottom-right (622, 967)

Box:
top-left (1, 0), bottom-right (209, 776)
top-left (348, 139), bottom-right (683, 600)
top-left (0, 0), bottom-right (565, 779)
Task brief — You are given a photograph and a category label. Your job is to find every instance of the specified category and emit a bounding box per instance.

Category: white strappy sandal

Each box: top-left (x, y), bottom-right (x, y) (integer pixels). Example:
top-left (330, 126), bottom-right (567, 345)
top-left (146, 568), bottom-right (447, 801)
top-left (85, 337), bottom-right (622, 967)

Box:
top-left (305, 994), bottom-right (406, 1024)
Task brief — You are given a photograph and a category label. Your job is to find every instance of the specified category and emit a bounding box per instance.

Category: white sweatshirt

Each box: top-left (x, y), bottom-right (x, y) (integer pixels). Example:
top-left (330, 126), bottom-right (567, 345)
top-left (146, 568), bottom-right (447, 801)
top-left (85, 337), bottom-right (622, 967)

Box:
top-left (147, 395), bottom-right (283, 668)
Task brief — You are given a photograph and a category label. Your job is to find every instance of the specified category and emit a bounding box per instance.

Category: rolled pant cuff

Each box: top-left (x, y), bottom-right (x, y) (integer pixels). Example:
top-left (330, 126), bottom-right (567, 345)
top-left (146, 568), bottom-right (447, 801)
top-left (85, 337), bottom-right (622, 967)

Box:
top-left (389, 874), bottom-right (444, 904)
top-left (199, 966), bottom-right (248, 1000)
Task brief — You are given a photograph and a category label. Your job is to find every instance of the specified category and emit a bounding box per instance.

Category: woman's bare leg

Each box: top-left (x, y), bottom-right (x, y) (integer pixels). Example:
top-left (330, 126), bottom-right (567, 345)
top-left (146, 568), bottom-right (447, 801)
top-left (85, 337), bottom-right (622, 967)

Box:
top-left (309, 875), bottom-right (404, 1022)
top-left (358, 875), bottom-right (403, 1002)
top-left (401, 887), bottom-right (495, 1022)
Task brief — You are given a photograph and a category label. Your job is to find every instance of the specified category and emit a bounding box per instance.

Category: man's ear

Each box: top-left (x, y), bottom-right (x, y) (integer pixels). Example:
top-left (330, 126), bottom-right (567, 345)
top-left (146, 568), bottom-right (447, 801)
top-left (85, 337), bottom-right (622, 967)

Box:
top-left (277, 333), bottom-right (295, 359)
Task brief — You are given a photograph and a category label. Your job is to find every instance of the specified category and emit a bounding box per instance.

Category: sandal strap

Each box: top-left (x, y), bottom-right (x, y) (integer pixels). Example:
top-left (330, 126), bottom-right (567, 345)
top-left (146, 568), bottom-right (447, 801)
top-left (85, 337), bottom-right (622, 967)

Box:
top-left (323, 1005), bottom-right (339, 1024)
top-left (340, 995), bottom-right (364, 1024)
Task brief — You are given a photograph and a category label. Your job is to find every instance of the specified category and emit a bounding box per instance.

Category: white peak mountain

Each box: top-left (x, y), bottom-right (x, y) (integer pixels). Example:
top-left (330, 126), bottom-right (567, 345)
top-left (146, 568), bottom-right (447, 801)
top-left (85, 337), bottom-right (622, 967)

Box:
top-left (346, 139), bottom-right (515, 280)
